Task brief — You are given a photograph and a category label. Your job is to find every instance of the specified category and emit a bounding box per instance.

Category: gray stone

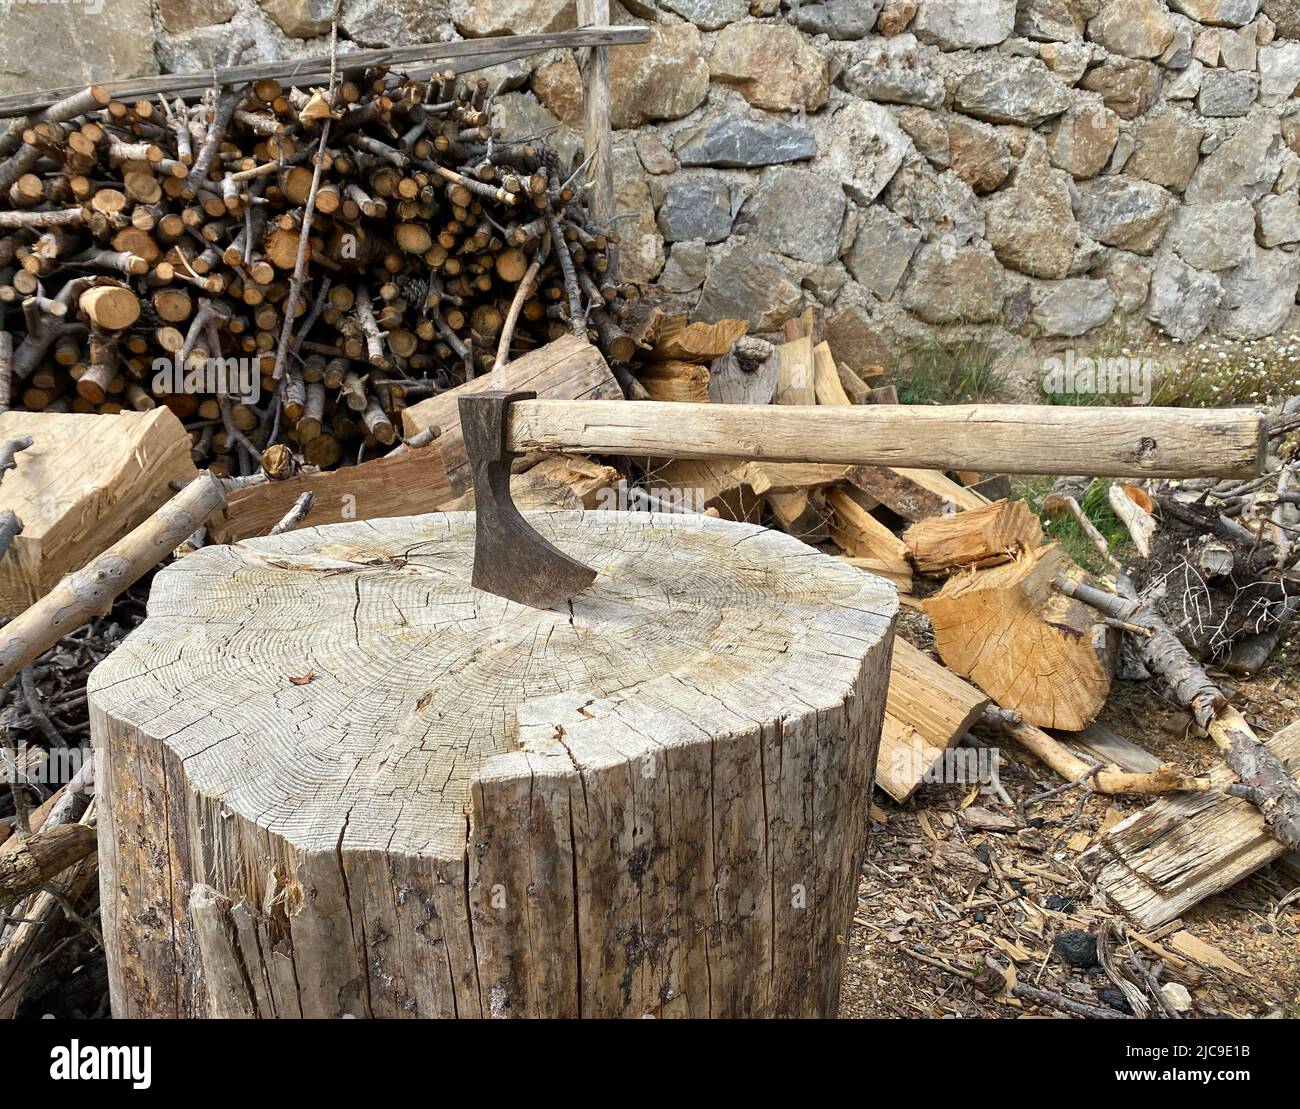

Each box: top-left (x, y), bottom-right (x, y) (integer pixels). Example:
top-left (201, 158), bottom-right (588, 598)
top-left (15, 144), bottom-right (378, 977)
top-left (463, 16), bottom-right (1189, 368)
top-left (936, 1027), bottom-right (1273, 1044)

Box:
top-left (1105, 131), bottom-right (1137, 173)
top-left (657, 175), bottom-right (736, 243)
top-left (913, 0), bottom-right (1017, 49)
top-left (739, 166), bottom-right (847, 264)
top-left (1161, 18), bottom-right (1197, 67)
top-left (660, 241), bottom-right (710, 292)
top-left (531, 52), bottom-right (583, 128)
top-left (492, 93), bottom-right (581, 167)
top-left (884, 157), bottom-right (986, 246)
top-left (1186, 116), bottom-right (1283, 204)
top-left (984, 149), bottom-right (1079, 278)
top-left (825, 304), bottom-right (895, 370)
top-left (896, 107), bottom-right (951, 169)
top-left (1145, 257), bottom-right (1224, 340)
top-left (1080, 57), bottom-right (1163, 119)
top-left (1017, 0), bottom-right (1088, 40)
top-left (819, 100), bottom-right (911, 206)
top-left (1047, 104), bottom-right (1121, 179)
top-left (1198, 70), bottom-right (1259, 116)
top-left (841, 34), bottom-right (946, 108)
top-left (1039, 41), bottom-right (1093, 84)
top-left (1032, 278), bottom-right (1117, 336)
top-left (1103, 253), bottom-right (1154, 312)
top-left (343, 0), bottom-right (450, 43)
top-left (161, 0), bottom-right (237, 33)
top-left (659, 0), bottom-right (748, 28)
top-left (953, 57), bottom-right (1073, 126)
top-left (1069, 234), bottom-right (1109, 275)
top-left (0, 0), bottom-right (157, 95)
top-left (260, 0), bottom-right (333, 37)
top-left (846, 207), bottom-right (924, 299)
top-left (674, 110), bottom-right (816, 168)
top-left (1167, 200), bottom-right (1258, 269)
top-left (791, 0), bottom-right (883, 37)
top-left (1259, 43), bottom-right (1300, 105)
top-left (1076, 177), bottom-right (1177, 253)
top-left (1169, 0), bottom-right (1262, 25)
top-left (450, 0), bottom-right (572, 34)
top-left (1217, 246), bottom-right (1300, 338)
top-left (1126, 112), bottom-right (1203, 191)
top-left (1257, 192), bottom-right (1300, 246)
top-left (1088, 0), bottom-right (1176, 59)
top-left (1216, 25), bottom-right (1259, 69)
top-left (710, 22), bottom-right (829, 111)
top-left (613, 138), bottom-right (665, 285)
top-left (901, 245), bottom-right (1007, 323)
top-left (802, 263), bottom-right (851, 305)
top-left (697, 247), bottom-right (804, 331)
top-left (1164, 59), bottom-right (1205, 99)
top-left (156, 10), bottom-right (307, 72)
top-left (610, 23), bottom-right (711, 128)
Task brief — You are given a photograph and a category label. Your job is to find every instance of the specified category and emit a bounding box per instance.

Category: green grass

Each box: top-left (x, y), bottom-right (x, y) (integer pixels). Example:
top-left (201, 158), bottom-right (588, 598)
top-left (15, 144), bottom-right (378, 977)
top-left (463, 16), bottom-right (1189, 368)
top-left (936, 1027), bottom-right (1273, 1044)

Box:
top-left (1013, 476), bottom-right (1133, 575)
top-left (888, 334), bottom-right (1009, 406)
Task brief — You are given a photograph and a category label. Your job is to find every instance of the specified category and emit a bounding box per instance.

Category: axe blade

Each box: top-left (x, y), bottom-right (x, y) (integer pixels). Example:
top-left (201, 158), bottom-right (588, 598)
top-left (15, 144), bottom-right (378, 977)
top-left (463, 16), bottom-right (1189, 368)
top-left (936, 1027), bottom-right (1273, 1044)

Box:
top-left (459, 389), bottom-right (598, 610)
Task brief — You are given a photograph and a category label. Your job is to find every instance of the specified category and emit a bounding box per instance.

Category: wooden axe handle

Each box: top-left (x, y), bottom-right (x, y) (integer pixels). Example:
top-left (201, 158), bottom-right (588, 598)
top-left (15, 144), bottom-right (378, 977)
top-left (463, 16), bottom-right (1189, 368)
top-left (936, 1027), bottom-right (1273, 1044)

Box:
top-left (504, 400), bottom-right (1265, 479)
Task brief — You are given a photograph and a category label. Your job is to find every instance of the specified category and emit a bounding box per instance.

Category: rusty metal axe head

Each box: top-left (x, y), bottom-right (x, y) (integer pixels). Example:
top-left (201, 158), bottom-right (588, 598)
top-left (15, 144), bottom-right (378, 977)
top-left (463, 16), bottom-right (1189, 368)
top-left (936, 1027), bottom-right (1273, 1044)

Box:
top-left (459, 389), bottom-right (598, 609)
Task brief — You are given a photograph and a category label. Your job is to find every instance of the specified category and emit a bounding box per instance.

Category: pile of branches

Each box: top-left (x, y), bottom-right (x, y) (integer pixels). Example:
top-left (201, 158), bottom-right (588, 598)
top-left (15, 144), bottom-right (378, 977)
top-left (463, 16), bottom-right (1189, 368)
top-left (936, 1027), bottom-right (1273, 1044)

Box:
top-left (0, 52), bottom-right (637, 476)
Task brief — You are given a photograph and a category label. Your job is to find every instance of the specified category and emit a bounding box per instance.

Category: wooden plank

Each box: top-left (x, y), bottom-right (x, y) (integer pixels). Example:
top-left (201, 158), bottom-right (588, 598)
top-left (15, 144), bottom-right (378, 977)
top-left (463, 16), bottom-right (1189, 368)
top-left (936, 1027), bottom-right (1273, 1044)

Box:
top-left (0, 29), bottom-right (651, 118)
top-left (0, 409), bottom-right (197, 615)
top-left (401, 334), bottom-right (620, 499)
top-left (1080, 720), bottom-right (1300, 929)
top-left (1057, 721), bottom-right (1165, 774)
top-left (209, 445), bottom-right (453, 544)
top-left (876, 639), bottom-right (990, 803)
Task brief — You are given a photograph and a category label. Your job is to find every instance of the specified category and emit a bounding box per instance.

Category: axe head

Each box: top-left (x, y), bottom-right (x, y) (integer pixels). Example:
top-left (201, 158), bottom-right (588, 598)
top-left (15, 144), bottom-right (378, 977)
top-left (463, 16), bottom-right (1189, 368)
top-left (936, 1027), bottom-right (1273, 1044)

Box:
top-left (459, 389), bottom-right (598, 610)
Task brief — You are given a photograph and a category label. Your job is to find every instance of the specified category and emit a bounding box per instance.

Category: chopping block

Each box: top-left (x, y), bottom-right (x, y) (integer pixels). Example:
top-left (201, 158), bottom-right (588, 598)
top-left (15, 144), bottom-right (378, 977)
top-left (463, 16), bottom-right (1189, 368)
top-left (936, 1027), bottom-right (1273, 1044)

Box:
top-left (89, 509), bottom-right (897, 1018)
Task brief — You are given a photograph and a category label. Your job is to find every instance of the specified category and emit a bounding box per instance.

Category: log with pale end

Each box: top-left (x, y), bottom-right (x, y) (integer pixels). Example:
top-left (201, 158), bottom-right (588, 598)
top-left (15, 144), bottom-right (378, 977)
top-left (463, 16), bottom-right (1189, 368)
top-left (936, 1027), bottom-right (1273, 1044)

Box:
top-left (89, 510), bottom-right (897, 1018)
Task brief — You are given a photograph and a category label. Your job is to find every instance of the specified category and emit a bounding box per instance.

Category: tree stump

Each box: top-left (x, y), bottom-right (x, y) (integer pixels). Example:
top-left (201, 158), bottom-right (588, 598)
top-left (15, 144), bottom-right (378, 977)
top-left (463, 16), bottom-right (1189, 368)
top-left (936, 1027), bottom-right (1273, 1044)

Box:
top-left (89, 511), bottom-right (896, 1018)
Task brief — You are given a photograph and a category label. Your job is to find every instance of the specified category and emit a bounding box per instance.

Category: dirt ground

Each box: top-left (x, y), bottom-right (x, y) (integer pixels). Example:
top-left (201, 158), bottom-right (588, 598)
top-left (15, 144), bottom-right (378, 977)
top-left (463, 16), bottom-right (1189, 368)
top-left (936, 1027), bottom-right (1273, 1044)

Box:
top-left (839, 617), bottom-right (1300, 1019)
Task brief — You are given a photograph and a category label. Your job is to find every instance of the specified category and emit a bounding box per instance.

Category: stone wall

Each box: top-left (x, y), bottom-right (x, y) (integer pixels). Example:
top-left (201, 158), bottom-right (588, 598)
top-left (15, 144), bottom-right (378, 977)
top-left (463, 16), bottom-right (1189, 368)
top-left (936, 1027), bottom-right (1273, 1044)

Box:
top-left (7, 0), bottom-right (1300, 367)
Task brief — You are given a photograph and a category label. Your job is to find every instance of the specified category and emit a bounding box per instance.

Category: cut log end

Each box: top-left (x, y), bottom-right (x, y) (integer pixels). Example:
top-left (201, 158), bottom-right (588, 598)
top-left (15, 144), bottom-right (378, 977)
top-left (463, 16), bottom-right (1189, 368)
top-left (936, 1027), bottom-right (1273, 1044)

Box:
top-left (90, 510), bottom-right (897, 1019)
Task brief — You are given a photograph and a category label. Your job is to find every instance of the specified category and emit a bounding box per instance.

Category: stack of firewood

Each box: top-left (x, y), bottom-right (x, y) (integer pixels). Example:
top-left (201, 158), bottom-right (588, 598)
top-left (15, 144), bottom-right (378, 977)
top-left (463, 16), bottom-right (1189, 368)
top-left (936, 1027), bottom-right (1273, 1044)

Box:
top-left (0, 67), bottom-right (637, 476)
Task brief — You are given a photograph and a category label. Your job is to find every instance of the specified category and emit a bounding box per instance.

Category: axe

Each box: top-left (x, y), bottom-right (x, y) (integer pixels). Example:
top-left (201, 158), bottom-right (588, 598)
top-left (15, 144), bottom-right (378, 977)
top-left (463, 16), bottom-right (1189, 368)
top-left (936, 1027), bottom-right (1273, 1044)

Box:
top-left (460, 390), bottom-right (1266, 609)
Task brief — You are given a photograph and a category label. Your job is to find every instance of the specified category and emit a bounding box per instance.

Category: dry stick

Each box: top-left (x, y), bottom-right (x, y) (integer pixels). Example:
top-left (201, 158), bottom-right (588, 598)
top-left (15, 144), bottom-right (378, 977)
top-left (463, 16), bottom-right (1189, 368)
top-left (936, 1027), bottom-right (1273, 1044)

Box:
top-left (546, 212), bottom-right (584, 338)
top-left (0, 473), bottom-right (227, 688)
top-left (0, 822), bottom-right (95, 913)
top-left (1055, 576), bottom-right (1300, 852)
top-left (0, 332), bottom-right (11, 412)
top-left (269, 492), bottom-right (315, 535)
top-left (982, 708), bottom-right (1210, 796)
top-left (271, 8), bottom-right (342, 385)
top-left (386, 423), bottom-right (442, 457)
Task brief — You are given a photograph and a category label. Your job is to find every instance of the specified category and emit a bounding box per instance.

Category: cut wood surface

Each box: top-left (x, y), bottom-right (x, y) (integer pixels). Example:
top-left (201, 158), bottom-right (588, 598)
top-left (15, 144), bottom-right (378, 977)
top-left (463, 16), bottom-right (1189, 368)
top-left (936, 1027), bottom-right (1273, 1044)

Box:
top-left (637, 360), bottom-right (711, 403)
top-left (877, 639), bottom-right (989, 803)
top-left (925, 545), bottom-right (1113, 730)
top-left (505, 401), bottom-right (1265, 478)
top-left (402, 335), bottom-right (620, 498)
top-left (649, 318), bottom-right (746, 363)
top-left (208, 446), bottom-right (453, 544)
top-left (1081, 720), bottom-right (1300, 929)
top-left (827, 487), bottom-right (912, 594)
top-left (0, 409), bottom-right (196, 614)
top-left (90, 510), bottom-right (897, 1018)
top-left (904, 499), bottom-right (1044, 574)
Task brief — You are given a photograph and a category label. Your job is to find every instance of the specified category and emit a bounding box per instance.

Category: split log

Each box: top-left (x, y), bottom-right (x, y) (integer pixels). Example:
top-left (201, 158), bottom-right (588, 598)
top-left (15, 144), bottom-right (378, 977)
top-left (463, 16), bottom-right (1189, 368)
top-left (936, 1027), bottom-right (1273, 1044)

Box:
top-left (903, 498), bottom-right (1043, 574)
top-left (924, 545), bottom-right (1114, 730)
top-left (774, 335), bottom-right (815, 406)
top-left (1081, 720), bottom-right (1300, 928)
top-left (637, 360), bottom-right (711, 403)
top-left (401, 334), bottom-right (619, 499)
top-left (0, 409), bottom-right (197, 614)
top-left (1108, 484), bottom-right (1157, 558)
top-left (90, 511), bottom-right (897, 1018)
top-left (826, 487), bottom-right (912, 593)
top-left (876, 639), bottom-right (989, 803)
top-left (648, 317), bottom-right (746, 363)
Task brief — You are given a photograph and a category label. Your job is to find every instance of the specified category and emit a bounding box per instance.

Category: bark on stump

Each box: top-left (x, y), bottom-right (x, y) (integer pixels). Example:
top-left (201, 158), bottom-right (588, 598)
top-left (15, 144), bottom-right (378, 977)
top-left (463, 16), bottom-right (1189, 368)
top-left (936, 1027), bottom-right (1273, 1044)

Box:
top-left (89, 511), bottom-right (897, 1018)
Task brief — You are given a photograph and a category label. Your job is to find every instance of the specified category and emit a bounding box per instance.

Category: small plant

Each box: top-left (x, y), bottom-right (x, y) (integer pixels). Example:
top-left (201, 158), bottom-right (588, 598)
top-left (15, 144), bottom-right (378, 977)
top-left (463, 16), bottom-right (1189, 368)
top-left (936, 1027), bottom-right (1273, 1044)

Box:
top-left (890, 334), bottom-right (1008, 406)
top-left (1152, 334), bottom-right (1300, 407)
